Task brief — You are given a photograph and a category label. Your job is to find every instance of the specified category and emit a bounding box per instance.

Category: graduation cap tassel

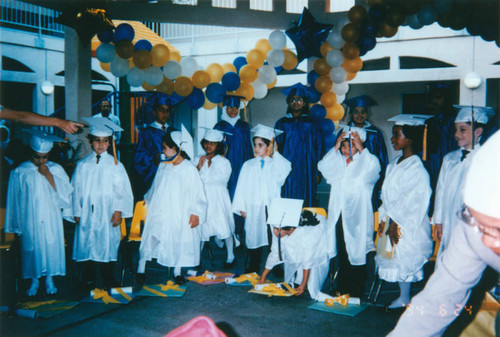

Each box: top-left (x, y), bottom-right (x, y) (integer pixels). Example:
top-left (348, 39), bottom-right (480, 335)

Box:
top-left (471, 106), bottom-right (475, 150)
top-left (112, 137), bottom-right (118, 165)
top-left (243, 100), bottom-right (248, 123)
top-left (422, 124), bottom-right (428, 162)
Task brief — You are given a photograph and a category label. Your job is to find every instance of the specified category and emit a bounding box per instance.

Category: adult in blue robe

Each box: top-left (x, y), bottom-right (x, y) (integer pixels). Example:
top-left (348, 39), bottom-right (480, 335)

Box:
top-left (274, 83), bottom-right (323, 207)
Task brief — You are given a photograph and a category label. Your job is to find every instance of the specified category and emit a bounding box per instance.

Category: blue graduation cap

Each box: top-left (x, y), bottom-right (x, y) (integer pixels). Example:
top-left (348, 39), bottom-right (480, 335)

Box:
top-left (281, 83), bottom-right (309, 99)
top-left (345, 95), bottom-right (377, 109)
top-left (223, 95), bottom-right (245, 108)
top-left (150, 92), bottom-right (183, 108)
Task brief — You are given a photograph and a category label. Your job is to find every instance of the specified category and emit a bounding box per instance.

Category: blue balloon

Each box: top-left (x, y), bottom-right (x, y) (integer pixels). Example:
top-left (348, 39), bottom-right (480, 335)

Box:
top-left (307, 70), bottom-right (320, 86)
top-left (360, 22), bottom-right (378, 38)
top-left (307, 87), bottom-right (321, 103)
top-left (134, 39), bottom-right (153, 51)
top-left (233, 57), bottom-right (247, 72)
top-left (358, 36), bottom-right (376, 52)
top-left (114, 23), bottom-right (135, 42)
top-left (319, 118), bottom-right (335, 135)
top-left (274, 66), bottom-right (284, 74)
top-left (368, 4), bottom-right (386, 24)
top-left (310, 104), bottom-right (326, 119)
top-left (205, 83), bottom-right (226, 104)
top-left (186, 87), bottom-right (205, 110)
top-left (417, 5), bottom-right (437, 26)
top-left (97, 29), bottom-right (114, 43)
top-left (221, 72), bottom-right (241, 92)
top-left (323, 133), bottom-right (337, 152)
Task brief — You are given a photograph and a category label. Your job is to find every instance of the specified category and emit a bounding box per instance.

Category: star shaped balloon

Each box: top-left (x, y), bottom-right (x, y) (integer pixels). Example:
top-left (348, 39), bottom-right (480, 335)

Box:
top-left (285, 8), bottom-right (333, 63)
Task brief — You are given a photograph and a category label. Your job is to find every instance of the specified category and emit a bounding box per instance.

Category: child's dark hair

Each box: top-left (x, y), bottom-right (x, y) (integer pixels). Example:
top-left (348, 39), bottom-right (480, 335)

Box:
top-left (252, 136), bottom-right (271, 147)
top-left (200, 139), bottom-right (225, 155)
top-left (401, 125), bottom-right (424, 154)
top-left (466, 121), bottom-right (486, 130)
top-left (299, 210), bottom-right (320, 227)
top-left (87, 134), bottom-right (113, 144)
top-left (162, 132), bottom-right (190, 160)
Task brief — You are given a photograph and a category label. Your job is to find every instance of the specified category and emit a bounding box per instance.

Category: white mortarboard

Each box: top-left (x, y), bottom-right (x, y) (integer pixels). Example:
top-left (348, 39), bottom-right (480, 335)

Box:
top-left (171, 124), bottom-right (194, 159)
top-left (202, 128), bottom-right (225, 142)
top-left (340, 126), bottom-right (367, 142)
top-left (453, 105), bottom-right (494, 124)
top-left (463, 130), bottom-right (500, 218)
top-left (25, 129), bottom-right (66, 154)
top-left (250, 124), bottom-right (283, 141)
top-left (83, 117), bottom-right (123, 137)
top-left (267, 198), bottom-right (304, 228)
top-left (388, 114), bottom-right (431, 126)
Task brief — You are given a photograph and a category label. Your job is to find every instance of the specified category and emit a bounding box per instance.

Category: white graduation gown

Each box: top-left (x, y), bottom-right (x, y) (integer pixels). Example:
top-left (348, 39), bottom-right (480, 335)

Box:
top-left (375, 155), bottom-right (433, 283)
top-left (433, 147), bottom-right (477, 255)
top-left (72, 151), bottom-right (133, 262)
top-left (5, 161), bottom-right (73, 279)
top-left (139, 159), bottom-right (207, 268)
top-left (195, 155), bottom-right (234, 241)
top-left (232, 153), bottom-right (291, 249)
top-left (264, 215), bottom-right (333, 300)
top-left (318, 149), bottom-right (380, 265)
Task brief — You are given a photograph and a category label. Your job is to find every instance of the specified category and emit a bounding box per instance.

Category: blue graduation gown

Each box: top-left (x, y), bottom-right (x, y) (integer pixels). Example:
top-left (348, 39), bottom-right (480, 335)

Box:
top-left (274, 115), bottom-right (323, 207)
top-left (214, 119), bottom-right (253, 199)
top-left (133, 125), bottom-right (176, 194)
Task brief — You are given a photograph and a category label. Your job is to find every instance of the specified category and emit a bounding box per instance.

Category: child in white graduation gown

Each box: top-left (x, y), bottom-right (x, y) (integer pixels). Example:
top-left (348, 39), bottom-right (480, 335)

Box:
top-left (318, 127), bottom-right (380, 297)
top-left (232, 124), bottom-right (291, 273)
top-left (375, 115), bottom-right (433, 310)
top-left (5, 132), bottom-right (73, 296)
top-left (196, 129), bottom-right (235, 268)
top-left (72, 118), bottom-right (133, 290)
top-left (433, 106), bottom-right (492, 255)
top-left (138, 126), bottom-right (207, 284)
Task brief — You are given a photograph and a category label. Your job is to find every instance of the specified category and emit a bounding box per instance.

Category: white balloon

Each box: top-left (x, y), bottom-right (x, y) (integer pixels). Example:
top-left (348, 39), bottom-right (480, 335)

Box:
top-left (96, 43), bottom-right (116, 63)
top-left (251, 79), bottom-right (268, 99)
top-left (325, 49), bottom-right (344, 67)
top-left (337, 15), bottom-right (350, 29)
top-left (267, 49), bottom-right (285, 67)
top-left (269, 30), bottom-right (286, 49)
top-left (127, 67), bottom-right (146, 87)
top-left (464, 72), bottom-right (482, 89)
top-left (330, 67), bottom-right (347, 84)
top-left (110, 57), bottom-right (129, 77)
top-left (163, 60), bottom-right (181, 80)
top-left (333, 81), bottom-right (349, 96)
top-left (327, 30), bottom-right (344, 49)
top-left (336, 94), bottom-right (346, 103)
top-left (145, 66), bottom-right (164, 86)
top-left (257, 65), bottom-right (277, 85)
top-left (180, 57), bottom-right (198, 78)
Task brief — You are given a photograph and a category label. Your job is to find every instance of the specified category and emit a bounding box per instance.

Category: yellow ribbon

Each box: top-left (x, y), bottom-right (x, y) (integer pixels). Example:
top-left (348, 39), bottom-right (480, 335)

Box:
top-left (20, 300), bottom-right (57, 309)
top-left (234, 273), bottom-right (260, 286)
top-left (92, 289), bottom-right (120, 304)
top-left (160, 280), bottom-right (186, 292)
top-left (324, 294), bottom-right (350, 307)
top-left (188, 270), bottom-right (214, 283)
top-left (260, 283), bottom-right (296, 297)
top-left (142, 285), bottom-right (167, 297)
top-left (113, 288), bottom-right (132, 302)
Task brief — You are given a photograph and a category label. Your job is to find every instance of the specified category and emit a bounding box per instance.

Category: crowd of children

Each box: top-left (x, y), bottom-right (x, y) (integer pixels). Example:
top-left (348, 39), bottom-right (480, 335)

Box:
top-left (4, 87), bottom-right (497, 312)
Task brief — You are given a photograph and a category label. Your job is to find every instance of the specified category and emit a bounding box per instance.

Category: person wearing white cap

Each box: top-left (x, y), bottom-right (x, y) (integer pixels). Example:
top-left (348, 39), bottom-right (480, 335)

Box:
top-left (433, 105), bottom-right (493, 256)
top-left (195, 129), bottom-right (236, 268)
top-left (71, 118), bottom-right (133, 290)
top-left (5, 130), bottom-right (73, 296)
top-left (375, 114), bottom-right (433, 310)
top-left (258, 200), bottom-right (335, 300)
top-left (138, 125), bottom-right (207, 285)
top-left (232, 124), bottom-right (291, 273)
top-left (388, 130), bottom-right (500, 336)
top-left (317, 126), bottom-right (381, 297)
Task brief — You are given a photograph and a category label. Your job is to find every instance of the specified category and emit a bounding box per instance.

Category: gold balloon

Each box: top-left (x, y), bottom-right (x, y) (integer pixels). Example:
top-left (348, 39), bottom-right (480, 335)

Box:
top-left (267, 78), bottom-right (277, 89)
top-left (235, 82), bottom-right (254, 101)
top-left (313, 58), bottom-right (332, 76)
top-left (133, 50), bottom-right (152, 69)
top-left (345, 71), bottom-right (357, 81)
top-left (100, 62), bottom-right (110, 72)
top-left (142, 81), bottom-right (156, 91)
top-left (246, 49), bottom-right (265, 68)
top-left (151, 44), bottom-right (170, 67)
top-left (342, 57), bottom-right (363, 73)
top-left (380, 22), bottom-right (398, 38)
top-left (156, 77), bottom-right (174, 95)
top-left (348, 5), bottom-right (368, 25)
top-left (255, 38), bottom-right (272, 55)
top-left (206, 63), bottom-right (224, 83)
top-left (320, 92), bottom-right (337, 108)
top-left (282, 50), bottom-right (298, 70)
top-left (341, 23), bottom-right (360, 42)
top-left (192, 70), bottom-right (211, 89)
top-left (174, 76), bottom-right (193, 97)
top-left (170, 50), bottom-right (181, 62)
top-left (115, 40), bottom-right (134, 59)
top-left (326, 103), bottom-right (345, 121)
top-left (239, 64), bottom-right (258, 83)
top-left (342, 42), bottom-right (360, 60)
top-left (203, 96), bottom-right (217, 110)
top-left (320, 41), bottom-right (333, 57)
top-left (314, 76), bottom-right (333, 93)
top-left (222, 63), bottom-right (237, 74)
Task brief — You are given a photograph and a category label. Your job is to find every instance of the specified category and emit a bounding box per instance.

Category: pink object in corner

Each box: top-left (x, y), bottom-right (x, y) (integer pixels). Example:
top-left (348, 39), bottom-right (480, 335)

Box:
top-left (165, 316), bottom-right (226, 337)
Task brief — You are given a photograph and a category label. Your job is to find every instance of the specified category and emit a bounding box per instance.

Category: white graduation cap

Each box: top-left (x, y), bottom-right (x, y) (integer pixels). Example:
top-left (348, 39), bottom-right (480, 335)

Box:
top-left (202, 128), bottom-right (227, 143)
top-left (340, 126), bottom-right (367, 142)
top-left (25, 128), bottom-right (66, 154)
top-left (83, 117), bottom-right (123, 137)
top-left (267, 198), bottom-right (304, 228)
top-left (388, 114), bottom-right (431, 126)
top-left (251, 124), bottom-right (283, 141)
top-left (171, 124), bottom-right (194, 159)
top-left (454, 105), bottom-right (494, 124)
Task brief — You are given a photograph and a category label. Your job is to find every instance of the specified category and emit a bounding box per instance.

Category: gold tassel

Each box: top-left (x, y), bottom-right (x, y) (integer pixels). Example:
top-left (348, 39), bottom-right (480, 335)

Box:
top-left (422, 124), bottom-right (428, 162)
top-left (243, 100), bottom-right (248, 122)
top-left (112, 137), bottom-right (118, 165)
